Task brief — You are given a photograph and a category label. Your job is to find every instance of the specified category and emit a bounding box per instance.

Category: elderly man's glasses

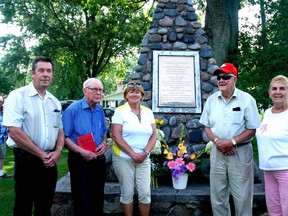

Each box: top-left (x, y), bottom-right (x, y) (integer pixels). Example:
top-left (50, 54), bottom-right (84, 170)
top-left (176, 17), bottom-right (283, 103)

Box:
top-left (127, 82), bottom-right (141, 88)
top-left (86, 87), bottom-right (103, 93)
top-left (217, 74), bottom-right (234, 81)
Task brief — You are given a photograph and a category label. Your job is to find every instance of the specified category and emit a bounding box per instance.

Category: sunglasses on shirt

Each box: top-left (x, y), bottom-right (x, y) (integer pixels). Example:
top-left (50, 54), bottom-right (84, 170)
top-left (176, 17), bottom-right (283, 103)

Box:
top-left (217, 74), bottom-right (235, 81)
top-left (127, 82), bottom-right (142, 88)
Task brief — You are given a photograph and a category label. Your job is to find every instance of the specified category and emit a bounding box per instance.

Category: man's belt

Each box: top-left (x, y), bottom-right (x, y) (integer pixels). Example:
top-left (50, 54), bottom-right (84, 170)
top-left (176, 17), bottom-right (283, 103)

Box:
top-left (235, 141), bottom-right (251, 147)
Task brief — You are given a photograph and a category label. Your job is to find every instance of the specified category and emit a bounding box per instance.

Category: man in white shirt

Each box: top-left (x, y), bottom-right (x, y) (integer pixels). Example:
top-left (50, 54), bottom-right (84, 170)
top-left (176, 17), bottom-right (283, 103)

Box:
top-left (200, 63), bottom-right (261, 216)
top-left (3, 56), bottom-right (64, 216)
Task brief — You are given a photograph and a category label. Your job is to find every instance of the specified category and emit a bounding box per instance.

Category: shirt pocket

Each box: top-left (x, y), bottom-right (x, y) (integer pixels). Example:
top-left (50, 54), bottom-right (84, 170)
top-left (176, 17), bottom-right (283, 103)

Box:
top-left (231, 110), bottom-right (244, 124)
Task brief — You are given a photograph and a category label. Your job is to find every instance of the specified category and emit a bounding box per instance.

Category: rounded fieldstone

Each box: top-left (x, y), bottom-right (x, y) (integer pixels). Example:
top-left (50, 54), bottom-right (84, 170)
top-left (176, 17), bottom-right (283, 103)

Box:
top-left (201, 82), bottom-right (214, 93)
top-left (154, 7), bottom-right (163, 13)
top-left (200, 58), bottom-right (208, 70)
top-left (201, 71), bottom-right (210, 82)
top-left (173, 41), bottom-right (187, 50)
top-left (177, 4), bottom-right (186, 11)
top-left (190, 21), bottom-right (202, 29)
top-left (140, 47), bottom-right (150, 53)
top-left (162, 43), bottom-right (172, 50)
top-left (169, 116), bottom-right (178, 126)
top-left (168, 30), bottom-right (177, 42)
top-left (142, 73), bottom-right (151, 81)
top-left (187, 0), bottom-right (193, 6)
top-left (158, 0), bottom-right (170, 3)
top-left (157, 28), bottom-right (168, 35)
top-left (134, 65), bottom-right (146, 72)
top-left (171, 124), bottom-right (183, 139)
top-left (164, 9), bottom-right (179, 17)
top-left (182, 35), bottom-right (195, 43)
top-left (208, 58), bottom-right (217, 65)
top-left (149, 34), bottom-right (162, 43)
top-left (150, 20), bottom-right (158, 28)
top-left (138, 53), bottom-right (148, 65)
top-left (149, 28), bottom-right (157, 34)
top-left (177, 33), bottom-right (183, 40)
top-left (141, 33), bottom-right (149, 46)
top-left (195, 28), bottom-right (205, 36)
top-left (187, 6), bottom-right (196, 12)
top-left (153, 12), bottom-right (165, 20)
top-left (142, 82), bottom-right (151, 91)
top-left (207, 65), bottom-right (219, 75)
top-left (200, 45), bottom-right (213, 58)
top-left (149, 43), bottom-right (162, 50)
top-left (175, 16), bottom-right (187, 26)
top-left (163, 34), bottom-right (168, 43)
top-left (157, 3), bottom-right (165, 8)
top-left (180, 115), bottom-right (187, 123)
top-left (184, 27), bottom-right (196, 35)
top-left (186, 119), bottom-right (201, 129)
top-left (162, 126), bottom-right (170, 141)
top-left (196, 35), bottom-right (208, 44)
top-left (188, 43), bottom-right (201, 50)
top-left (186, 12), bottom-right (198, 21)
top-left (159, 16), bottom-right (174, 27)
top-left (166, 2), bottom-right (176, 9)
top-left (130, 72), bottom-right (141, 80)
top-left (143, 91), bottom-right (151, 101)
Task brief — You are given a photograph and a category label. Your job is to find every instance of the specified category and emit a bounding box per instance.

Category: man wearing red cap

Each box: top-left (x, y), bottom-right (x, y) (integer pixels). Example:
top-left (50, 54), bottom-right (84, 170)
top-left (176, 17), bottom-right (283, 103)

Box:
top-left (200, 63), bottom-right (261, 216)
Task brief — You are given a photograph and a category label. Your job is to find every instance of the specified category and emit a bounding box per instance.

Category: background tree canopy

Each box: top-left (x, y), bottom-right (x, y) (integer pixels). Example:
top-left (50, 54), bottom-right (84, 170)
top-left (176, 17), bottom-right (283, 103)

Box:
top-left (232, 0), bottom-right (288, 110)
top-left (0, 0), bottom-right (153, 99)
top-left (0, 0), bottom-right (287, 109)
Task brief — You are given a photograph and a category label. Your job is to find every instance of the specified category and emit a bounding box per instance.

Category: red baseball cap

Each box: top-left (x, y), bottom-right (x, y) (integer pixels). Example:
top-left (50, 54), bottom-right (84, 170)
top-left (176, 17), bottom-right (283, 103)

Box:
top-left (213, 63), bottom-right (238, 77)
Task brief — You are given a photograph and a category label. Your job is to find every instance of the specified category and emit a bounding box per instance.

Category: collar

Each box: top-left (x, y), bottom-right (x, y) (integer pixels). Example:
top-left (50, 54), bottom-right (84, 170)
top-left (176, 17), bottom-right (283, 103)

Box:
top-left (217, 87), bottom-right (238, 101)
top-left (27, 82), bottom-right (52, 100)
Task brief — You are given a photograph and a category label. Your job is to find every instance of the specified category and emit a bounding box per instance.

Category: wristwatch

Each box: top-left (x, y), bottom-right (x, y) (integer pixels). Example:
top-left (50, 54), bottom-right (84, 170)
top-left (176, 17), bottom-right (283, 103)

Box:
top-left (145, 150), bottom-right (150, 158)
top-left (231, 138), bottom-right (237, 146)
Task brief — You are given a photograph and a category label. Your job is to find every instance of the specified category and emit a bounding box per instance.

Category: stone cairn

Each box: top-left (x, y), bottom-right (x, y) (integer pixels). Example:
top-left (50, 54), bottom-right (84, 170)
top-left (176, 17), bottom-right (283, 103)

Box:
top-left (131, 0), bottom-right (217, 158)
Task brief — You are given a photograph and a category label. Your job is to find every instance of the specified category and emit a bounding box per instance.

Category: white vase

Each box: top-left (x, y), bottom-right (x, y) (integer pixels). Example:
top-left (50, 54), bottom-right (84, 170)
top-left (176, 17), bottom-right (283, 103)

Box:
top-left (172, 173), bottom-right (188, 190)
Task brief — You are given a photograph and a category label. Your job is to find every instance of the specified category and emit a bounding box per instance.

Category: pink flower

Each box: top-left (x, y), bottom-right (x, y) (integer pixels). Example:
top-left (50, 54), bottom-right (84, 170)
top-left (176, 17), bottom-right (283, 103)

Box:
top-left (175, 157), bottom-right (184, 165)
top-left (186, 162), bottom-right (196, 172)
top-left (167, 161), bottom-right (177, 169)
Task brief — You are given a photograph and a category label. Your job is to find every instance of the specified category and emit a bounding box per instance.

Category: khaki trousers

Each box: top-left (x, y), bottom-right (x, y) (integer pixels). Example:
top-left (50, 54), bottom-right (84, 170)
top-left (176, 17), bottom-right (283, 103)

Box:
top-left (210, 144), bottom-right (254, 216)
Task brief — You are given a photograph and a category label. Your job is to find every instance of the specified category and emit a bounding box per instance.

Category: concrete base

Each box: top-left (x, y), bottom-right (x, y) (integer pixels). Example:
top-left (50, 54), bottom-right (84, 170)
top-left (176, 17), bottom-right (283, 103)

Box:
top-left (52, 172), bottom-right (268, 216)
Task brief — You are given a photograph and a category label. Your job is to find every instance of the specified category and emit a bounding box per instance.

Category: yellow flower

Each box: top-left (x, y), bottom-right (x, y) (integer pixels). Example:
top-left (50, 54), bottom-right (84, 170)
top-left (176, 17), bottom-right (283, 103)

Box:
top-left (190, 153), bottom-right (196, 160)
top-left (177, 146), bottom-right (187, 157)
top-left (160, 120), bottom-right (164, 125)
top-left (155, 119), bottom-right (159, 124)
top-left (178, 140), bottom-right (185, 149)
top-left (163, 149), bottom-right (169, 154)
top-left (166, 152), bottom-right (173, 160)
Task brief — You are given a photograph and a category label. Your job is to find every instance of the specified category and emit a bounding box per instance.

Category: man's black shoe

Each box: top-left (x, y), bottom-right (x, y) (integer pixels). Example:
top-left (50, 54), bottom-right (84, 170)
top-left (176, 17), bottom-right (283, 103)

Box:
top-left (0, 173), bottom-right (12, 179)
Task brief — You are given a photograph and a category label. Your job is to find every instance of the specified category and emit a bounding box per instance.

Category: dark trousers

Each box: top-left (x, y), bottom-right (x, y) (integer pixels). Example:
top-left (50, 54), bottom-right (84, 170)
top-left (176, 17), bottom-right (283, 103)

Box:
top-left (68, 151), bottom-right (107, 216)
top-left (13, 148), bottom-right (57, 216)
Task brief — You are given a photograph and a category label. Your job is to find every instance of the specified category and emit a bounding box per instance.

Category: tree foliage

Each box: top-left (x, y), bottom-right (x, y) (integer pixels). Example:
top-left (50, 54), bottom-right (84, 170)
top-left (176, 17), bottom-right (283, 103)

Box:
top-left (232, 0), bottom-right (288, 109)
top-left (0, 0), bottom-right (153, 98)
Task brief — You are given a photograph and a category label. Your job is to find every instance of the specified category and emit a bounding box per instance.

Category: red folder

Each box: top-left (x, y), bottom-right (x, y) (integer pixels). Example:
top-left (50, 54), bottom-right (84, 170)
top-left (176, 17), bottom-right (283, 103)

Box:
top-left (76, 133), bottom-right (97, 153)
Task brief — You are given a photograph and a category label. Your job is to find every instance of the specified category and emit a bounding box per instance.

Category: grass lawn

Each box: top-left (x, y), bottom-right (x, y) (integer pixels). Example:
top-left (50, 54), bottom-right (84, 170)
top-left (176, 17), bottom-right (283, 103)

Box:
top-left (0, 147), bottom-right (69, 216)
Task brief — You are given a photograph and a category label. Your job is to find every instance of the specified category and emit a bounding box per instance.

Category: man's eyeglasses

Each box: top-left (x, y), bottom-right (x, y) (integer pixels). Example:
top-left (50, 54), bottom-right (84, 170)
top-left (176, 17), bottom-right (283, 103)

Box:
top-left (86, 87), bottom-right (103, 93)
top-left (217, 74), bottom-right (235, 81)
top-left (127, 82), bottom-right (142, 88)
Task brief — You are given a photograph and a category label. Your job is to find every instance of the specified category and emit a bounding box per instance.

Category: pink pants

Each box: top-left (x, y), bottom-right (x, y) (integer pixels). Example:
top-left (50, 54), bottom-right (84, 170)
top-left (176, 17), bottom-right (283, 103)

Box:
top-left (264, 170), bottom-right (288, 216)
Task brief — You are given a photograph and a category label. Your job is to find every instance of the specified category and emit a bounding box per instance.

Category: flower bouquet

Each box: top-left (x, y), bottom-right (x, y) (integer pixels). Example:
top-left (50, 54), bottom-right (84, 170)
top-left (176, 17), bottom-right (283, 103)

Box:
top-left (162, 123), bottom-right (204, 186)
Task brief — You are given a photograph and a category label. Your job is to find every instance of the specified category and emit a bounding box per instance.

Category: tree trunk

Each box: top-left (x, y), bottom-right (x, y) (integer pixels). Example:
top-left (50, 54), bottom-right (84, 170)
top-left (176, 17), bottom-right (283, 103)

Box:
top-left (204, 0), bottom-right (240, 65)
